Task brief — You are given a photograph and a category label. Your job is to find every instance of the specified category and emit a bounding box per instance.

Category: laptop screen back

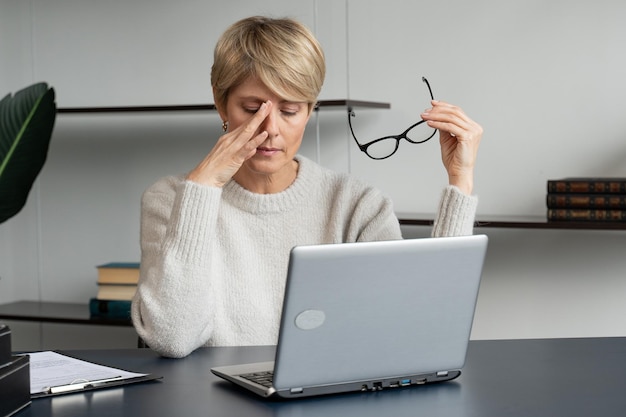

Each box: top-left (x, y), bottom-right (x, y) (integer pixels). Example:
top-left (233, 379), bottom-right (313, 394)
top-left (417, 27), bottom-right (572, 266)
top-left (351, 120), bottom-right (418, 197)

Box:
top-left (272, 235), bottom-right (488, 390)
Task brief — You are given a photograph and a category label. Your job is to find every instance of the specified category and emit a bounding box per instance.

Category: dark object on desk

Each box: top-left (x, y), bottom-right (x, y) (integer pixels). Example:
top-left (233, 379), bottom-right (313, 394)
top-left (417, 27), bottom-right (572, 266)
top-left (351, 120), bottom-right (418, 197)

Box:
top-left (0, 355), bottom-right (31, 416)
top-left (0, 325), bottom-right (10, 363)
top-left (547, 177), bottom-right (626, 194)
top-left (0, 325), bottom-right (31, 416)
top-left (89, 298), bottom-right (132, 320)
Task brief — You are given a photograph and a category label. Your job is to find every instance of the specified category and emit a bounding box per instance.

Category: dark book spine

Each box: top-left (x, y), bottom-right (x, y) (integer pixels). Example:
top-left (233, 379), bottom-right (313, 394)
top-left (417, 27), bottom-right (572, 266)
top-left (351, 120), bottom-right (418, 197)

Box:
top-left (89, 298), bottom-right (132, 318)
top-left (546, 194), bottom-right (626, 209)
top-left (547, 179), bottom-right (626, 194)
top-left (547, 209), bottom-right (626, 222)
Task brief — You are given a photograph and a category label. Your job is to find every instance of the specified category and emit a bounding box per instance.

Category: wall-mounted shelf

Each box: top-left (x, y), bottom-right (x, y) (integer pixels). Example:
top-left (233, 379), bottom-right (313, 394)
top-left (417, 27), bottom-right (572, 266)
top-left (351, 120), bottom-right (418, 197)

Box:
top-left (0, 301), bottom-right (131, 327)
top-left (397, 213), bottom-right (626, 231)
top-left (56, 99), bottom-right (390, 114)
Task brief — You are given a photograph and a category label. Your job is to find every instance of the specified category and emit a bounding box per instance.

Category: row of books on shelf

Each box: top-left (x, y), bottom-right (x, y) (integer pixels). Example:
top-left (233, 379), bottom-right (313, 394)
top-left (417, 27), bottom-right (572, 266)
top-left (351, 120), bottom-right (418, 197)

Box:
top-left (90, 262), bottom-right (140, 320)
top-left (546, 177), bottom-right (626, 222)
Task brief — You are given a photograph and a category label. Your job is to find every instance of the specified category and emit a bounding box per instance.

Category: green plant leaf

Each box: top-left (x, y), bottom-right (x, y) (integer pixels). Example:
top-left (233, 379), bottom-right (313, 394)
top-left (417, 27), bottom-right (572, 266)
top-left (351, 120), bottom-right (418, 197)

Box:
top-left (0, 82), bottom-right (57, 224)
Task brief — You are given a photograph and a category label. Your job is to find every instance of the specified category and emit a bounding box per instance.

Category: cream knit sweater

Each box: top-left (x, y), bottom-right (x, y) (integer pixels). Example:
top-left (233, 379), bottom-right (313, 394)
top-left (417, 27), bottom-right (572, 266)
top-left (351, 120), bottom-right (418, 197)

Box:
top-left (132, 155), bottom-right (477, 358)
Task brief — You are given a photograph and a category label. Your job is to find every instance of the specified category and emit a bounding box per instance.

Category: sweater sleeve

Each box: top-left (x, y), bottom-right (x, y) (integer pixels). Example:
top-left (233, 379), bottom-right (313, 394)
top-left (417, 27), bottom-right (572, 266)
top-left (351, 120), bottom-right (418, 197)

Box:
top-left (352, 188), bottom-right (403, 242)
top-left (131, 176), bottom-right (222, 358)
top-left (431, 185), bottom-right (478, 237)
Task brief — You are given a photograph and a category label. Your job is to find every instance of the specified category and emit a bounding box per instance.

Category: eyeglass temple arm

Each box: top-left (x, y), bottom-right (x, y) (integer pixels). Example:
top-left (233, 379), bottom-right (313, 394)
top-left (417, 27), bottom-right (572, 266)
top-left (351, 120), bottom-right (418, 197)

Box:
top-left (347, 108), bottom-right (370, 153)
top-left (422, 76), bottom-right (434, 100)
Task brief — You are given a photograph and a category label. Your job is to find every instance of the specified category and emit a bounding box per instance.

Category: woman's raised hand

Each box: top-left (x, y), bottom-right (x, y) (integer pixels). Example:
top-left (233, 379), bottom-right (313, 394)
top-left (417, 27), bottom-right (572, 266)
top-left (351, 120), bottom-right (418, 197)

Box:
top-left (186, 101), bottom-right (273, 187)
top-left (421, 100), bottom-right (483, 195)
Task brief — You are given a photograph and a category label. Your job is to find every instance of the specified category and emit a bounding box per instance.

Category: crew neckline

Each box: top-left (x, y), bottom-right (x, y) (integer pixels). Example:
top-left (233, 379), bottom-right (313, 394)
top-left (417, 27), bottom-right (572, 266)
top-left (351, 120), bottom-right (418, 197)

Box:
top-left (222, 155), bottom-right (319, 214)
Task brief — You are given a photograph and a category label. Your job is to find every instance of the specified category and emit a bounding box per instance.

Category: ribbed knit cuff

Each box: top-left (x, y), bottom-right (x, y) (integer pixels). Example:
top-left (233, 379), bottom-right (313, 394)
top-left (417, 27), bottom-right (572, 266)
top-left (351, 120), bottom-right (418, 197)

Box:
top-left (431, 185), bottom-right (478, 237)
top-left (164, 180), bottom-right (222, 265)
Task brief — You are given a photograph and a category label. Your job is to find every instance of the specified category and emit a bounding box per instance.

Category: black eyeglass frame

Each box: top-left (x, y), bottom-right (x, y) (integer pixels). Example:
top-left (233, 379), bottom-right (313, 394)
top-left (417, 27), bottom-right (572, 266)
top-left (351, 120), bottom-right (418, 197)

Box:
top-left (347, 76), bottom-right (437, 160)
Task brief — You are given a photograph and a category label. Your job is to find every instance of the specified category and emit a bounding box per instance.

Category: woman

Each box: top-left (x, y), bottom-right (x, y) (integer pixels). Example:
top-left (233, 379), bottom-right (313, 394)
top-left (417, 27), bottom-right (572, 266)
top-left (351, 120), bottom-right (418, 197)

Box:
top-left (132, 16), bottom-right (483, 358)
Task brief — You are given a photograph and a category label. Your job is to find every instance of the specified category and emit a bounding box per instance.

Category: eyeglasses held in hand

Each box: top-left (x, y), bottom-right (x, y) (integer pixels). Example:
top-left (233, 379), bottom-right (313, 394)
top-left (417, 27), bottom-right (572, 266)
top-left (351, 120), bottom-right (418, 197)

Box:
top-left (348, 76), bottom-right (437, 160)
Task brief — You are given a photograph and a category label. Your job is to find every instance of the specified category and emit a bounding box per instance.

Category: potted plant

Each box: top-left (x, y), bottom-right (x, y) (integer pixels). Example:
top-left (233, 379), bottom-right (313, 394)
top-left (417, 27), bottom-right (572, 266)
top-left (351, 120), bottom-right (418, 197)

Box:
top-left (0, 82), bottom-right (56, 416)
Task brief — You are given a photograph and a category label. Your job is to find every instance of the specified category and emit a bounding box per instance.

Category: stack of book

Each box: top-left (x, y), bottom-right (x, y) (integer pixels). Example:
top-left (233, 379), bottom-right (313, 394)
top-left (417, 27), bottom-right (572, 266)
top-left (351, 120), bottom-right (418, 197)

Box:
top-left (90, 262), bottom-right (140, 320)
top-left (546, 177), bottom-right (626, 222)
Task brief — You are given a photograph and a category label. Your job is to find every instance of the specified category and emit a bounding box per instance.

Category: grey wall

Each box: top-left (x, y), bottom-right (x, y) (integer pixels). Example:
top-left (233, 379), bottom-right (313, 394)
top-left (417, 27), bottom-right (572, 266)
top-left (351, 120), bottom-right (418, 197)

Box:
top-left (1, 0), bottom-right (625, 342)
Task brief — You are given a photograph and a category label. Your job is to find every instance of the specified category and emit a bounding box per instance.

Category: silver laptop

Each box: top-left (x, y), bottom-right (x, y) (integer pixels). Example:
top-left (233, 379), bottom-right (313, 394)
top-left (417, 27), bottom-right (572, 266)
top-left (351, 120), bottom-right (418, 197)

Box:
top-left (211, 234), bottom-right (488, 399)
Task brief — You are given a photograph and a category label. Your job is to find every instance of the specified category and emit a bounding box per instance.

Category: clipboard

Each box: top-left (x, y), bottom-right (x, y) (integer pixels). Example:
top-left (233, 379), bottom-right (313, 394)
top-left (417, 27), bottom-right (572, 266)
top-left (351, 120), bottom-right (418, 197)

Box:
top-left (27, 351), bottom-right (162, 398)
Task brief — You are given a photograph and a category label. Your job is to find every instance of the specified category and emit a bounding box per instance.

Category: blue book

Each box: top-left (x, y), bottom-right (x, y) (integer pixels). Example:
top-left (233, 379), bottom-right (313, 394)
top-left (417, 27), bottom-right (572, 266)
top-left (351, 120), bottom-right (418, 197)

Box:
top-left (89, 298), bottom-right (132, 319)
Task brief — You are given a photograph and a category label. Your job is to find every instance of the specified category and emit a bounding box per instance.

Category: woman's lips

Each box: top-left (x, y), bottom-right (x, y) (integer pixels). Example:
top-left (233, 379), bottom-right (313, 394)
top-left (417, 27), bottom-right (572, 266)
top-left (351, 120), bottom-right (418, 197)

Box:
top-left (256, 147), bottom-right (280, 156)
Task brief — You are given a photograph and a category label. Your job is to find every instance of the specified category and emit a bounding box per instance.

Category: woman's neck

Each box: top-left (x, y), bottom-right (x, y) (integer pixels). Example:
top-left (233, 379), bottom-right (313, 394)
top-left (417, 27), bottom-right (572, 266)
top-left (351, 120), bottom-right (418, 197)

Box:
top-left (233, 159), bottom-right (299, 194)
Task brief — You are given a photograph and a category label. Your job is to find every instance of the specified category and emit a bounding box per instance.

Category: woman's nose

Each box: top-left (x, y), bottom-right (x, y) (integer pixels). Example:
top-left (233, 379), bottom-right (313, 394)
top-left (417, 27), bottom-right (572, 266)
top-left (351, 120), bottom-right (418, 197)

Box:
top-left (261, 109), bottom-right (279, 136)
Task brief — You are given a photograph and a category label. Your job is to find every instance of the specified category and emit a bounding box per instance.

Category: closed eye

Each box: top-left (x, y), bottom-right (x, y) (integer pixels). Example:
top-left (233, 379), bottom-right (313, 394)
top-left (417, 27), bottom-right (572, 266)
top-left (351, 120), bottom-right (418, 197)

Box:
top-left (243, 107), bottom-right (297, 116)
top-left (281, 104), bottom-right (304, 116)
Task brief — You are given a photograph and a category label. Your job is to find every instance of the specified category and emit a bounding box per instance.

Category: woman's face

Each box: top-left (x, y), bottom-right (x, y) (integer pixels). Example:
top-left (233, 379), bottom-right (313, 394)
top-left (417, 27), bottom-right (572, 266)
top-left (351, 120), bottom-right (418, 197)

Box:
top-left (220, 77), bottom-right (311, 191)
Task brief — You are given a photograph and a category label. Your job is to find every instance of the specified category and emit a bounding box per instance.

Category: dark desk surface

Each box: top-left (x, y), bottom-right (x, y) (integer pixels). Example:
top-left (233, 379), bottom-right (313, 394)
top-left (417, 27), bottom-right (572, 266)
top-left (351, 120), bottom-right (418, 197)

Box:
top-left (0, 301), bottom-right (131, 326)
top-left (19, 337), bottom-right (626, 417)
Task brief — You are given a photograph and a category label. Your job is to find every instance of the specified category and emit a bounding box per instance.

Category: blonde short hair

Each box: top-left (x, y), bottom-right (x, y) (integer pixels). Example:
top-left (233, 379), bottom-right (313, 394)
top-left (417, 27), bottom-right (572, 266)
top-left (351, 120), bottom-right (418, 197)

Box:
top-left (211, 16), bottom-right (326, 113)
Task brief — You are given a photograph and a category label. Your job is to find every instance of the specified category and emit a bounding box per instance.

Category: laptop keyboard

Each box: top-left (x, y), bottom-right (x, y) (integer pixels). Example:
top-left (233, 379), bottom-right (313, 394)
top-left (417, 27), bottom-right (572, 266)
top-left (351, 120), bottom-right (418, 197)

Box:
top-left (240, 371), bottom-right (274, 388)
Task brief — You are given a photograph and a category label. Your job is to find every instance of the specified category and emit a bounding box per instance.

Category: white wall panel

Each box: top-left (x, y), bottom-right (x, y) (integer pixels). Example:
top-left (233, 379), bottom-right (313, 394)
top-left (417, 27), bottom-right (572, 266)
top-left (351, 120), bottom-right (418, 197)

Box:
top-left (1, 0), bottom-right (625, 342)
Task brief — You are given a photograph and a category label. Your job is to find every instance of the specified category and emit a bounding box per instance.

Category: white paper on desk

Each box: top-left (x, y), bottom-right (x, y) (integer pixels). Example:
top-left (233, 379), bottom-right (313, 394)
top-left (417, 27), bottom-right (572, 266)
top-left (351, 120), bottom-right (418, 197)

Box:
top-left (27, 351), bottom-right (148, 395)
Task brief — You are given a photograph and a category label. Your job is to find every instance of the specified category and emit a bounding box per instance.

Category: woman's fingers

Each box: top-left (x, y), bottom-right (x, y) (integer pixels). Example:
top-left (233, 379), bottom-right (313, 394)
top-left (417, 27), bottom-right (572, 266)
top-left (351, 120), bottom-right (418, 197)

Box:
top-left (421, 100), bottom-right (483, 195)
top-left (187, 102), bottom-right (273, 186)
